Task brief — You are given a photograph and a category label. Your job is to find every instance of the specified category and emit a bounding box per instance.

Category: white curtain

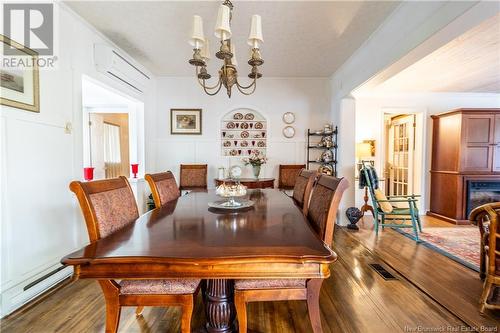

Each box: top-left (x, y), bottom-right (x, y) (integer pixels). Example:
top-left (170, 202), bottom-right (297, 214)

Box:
top-left (104, 123), bottom-right (122, 178)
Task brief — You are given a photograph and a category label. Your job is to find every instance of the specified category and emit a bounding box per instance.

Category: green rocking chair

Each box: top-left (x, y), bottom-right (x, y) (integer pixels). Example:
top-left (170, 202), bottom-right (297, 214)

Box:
top-left (360, 162), bottom-right (422, 242)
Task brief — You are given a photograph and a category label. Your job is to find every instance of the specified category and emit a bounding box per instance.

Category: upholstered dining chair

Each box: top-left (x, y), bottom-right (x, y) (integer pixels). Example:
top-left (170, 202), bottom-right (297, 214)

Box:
top-left (179, 164), bottom-right (208, 192)
top-left (278, 164), bottom-right (306, 190)
top-left (234, 174), bottom-right (349, 333)
top-left (469, 202), bottom-right (500, 313)
top-left (69, 176), bottom-right (200, 333)
top-left (145, 171), bottom-right (180, 207)
top-left (291, 169), bottom-right (317, 215)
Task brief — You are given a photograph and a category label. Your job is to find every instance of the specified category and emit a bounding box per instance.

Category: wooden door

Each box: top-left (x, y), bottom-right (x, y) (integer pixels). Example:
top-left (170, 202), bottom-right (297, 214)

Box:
top-left (460, 114), bottom-right (494, 172)
top-left (388, 115), bottom-right (415, 196)
top-left (493, 115), bottom-right (500, 172)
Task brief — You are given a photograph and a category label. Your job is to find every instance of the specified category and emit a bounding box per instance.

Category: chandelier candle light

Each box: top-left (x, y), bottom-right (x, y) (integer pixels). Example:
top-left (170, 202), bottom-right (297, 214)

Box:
top-left (188, 0), bottom-right (264, 97)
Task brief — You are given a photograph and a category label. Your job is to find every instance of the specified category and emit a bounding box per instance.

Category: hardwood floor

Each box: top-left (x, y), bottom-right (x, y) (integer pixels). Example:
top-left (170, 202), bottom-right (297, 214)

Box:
top-left (1, 224), bottom-right (488, 333)
top-left (350, 215), bottom-right (500, 329)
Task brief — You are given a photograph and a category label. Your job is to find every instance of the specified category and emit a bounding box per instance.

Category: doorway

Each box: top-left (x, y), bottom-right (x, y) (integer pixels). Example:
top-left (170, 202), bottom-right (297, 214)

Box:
top-left (382, 111), bottom-right (424, 206)
top-left (81, 75), bottom-right (145, 180)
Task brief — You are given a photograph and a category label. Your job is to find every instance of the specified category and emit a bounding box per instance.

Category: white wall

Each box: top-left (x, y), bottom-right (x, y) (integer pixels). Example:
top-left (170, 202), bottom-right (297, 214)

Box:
top-left (354, 92), bottom-right (500, 212)
top-left (0, 2), bottom-right (156, 316)
top-left (154, 77), bottom-right (331, 186)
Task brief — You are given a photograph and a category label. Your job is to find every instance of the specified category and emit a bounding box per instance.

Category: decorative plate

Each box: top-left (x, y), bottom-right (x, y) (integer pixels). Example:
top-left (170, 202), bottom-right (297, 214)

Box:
top-left (283, 126), bottom-right (295, 138)
top-left (245, 113), bottom-right (255, 120)
top-left (233, 113), bottom-right (244, 120)
top-left (229, 165), bottom-right (243, 178)
top-left (241, 131), bottom-right (249, 138)
top-left (240, 140), bottom-right (249, 147)
top-left (230, 149), bottom-right (238, 156)
top-left (208, 199), bottom-right (254, 210)
top-left (227, 122), bottom-right (235, 129)
top-left (283, 112), bottom-right (295, 124)
top-left (223, 140), bottom-right (232, 147)
top-left (240, 122), bottom-right (249, 129)
top-left (255, 122), bottom-right (263, 129)
top-left (257, 141), bottom-right (266, 147)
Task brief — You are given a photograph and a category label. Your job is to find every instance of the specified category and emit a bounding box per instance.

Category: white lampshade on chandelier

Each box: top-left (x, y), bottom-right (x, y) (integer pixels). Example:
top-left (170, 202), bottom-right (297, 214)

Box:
top-left (188, 0), bottom-right (264, 97)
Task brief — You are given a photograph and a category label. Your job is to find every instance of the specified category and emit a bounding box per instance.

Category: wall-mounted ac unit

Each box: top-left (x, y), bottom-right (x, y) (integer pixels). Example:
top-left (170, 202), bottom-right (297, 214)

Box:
top-left (94, 44), bottom-right (150, 93)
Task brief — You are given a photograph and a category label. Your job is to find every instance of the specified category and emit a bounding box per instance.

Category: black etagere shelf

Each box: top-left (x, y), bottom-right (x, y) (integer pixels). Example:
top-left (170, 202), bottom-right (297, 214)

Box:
top-left (306, 126), bottom-right (338, 176)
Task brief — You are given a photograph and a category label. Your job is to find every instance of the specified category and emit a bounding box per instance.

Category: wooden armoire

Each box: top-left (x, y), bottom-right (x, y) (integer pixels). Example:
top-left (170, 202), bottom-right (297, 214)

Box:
top-left (429, 108), bottom-right (500, 224)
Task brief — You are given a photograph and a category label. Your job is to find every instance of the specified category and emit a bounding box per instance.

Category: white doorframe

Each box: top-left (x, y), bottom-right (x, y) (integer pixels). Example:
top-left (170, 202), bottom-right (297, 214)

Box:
top-left (381, 107), bottom-right (426, 211)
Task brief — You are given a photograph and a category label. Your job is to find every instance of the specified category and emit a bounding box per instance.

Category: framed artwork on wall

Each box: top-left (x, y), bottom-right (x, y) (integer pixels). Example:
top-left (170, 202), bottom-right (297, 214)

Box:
top-left (0, 35), bottom-right (40, 113)
top-left (170, 108), bottom-right (202, 135)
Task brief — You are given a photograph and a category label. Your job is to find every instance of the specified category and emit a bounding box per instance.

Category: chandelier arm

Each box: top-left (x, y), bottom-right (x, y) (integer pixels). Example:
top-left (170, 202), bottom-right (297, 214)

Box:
top-left (235, 76), bottom-right (257, 90)
top-left (202, 80), bottom-right (223, 96)
top-left (196, 67), bottom-right (221, 90)
top-left (236, 79), bottom-right (257, 95)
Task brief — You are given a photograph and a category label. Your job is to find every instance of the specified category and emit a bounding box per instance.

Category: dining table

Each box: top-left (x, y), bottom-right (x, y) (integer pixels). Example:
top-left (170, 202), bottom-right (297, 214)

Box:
top-left (62, 189), bottom-right (337, 333)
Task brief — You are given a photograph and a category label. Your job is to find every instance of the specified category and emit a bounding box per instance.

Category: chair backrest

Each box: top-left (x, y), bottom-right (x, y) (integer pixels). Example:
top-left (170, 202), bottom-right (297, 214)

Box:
top-left (470, 202), bottom-right (500, 277)
top-left (145, 171), bottom-right (180, 208)
top-left (307, 174), bottom-right (349, 245)
top-left (360, 163), bottom-right (381, 211)
top-left (292, 169), bottom-right (317, 214)
top-left (278, 164), bottom-right (306, 189)
top-left (179, 164), bottom-right (208, 190)
top-left (69, 176), bottom-right (139, 242)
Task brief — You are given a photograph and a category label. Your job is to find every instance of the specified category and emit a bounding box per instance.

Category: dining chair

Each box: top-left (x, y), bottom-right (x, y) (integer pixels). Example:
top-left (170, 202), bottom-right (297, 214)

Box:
top-left (69, 176), bottom-right (200, 333)
top-left (291, 169), bottom-right (317, 215)
top-left (278, 164), bottom-right (306, 190)
top-left (234, 174), bottom-right (349, 333)
top-left (179, 164), bottom-right (208, 191)
top-left (145, 171), bottom-right (180, 207)
top-left (469, 202), bottom-right (500, 313)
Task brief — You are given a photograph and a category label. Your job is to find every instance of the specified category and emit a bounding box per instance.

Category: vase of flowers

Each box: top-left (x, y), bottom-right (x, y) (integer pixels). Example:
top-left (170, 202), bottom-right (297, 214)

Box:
top-left (242, 151), bottom-right (268, 179)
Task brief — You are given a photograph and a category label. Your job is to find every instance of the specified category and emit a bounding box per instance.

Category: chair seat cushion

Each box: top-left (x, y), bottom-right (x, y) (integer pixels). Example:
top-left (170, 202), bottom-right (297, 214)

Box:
top-left (120, 279), bottom-right (200, 295)
top-left (234, 279), bottom-right (306, 290)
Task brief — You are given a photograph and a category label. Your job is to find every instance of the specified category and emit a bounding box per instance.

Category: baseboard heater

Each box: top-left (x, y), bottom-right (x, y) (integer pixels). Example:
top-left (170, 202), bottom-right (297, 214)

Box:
top-left (23, 265), bottom-right (67, 291)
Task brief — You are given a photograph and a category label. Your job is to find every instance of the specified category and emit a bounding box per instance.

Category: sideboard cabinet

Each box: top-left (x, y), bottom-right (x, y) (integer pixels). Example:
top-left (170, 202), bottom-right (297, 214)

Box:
top-left (429, 109), bottom-right (500, 224)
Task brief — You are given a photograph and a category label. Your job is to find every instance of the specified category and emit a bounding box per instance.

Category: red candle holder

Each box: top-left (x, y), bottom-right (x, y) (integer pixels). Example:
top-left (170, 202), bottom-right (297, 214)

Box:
top-left (83, 167), bottom-right (94, 181)
top-left (131, 163), bottom-right (139, 178)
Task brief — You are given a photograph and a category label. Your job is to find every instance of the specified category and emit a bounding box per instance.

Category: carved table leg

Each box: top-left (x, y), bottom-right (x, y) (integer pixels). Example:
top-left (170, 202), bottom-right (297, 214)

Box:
top-left (204, 279), bottom-right (236, 333)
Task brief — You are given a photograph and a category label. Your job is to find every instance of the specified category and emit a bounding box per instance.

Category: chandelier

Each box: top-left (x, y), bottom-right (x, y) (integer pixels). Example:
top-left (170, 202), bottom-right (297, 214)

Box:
top-left (188, 0), bottom-right (264, 97)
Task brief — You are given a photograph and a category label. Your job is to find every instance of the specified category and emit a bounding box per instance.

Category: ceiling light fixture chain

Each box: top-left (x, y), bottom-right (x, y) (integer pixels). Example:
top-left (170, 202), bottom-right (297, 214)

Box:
top-left (188, 0), bottom-right (263, 97)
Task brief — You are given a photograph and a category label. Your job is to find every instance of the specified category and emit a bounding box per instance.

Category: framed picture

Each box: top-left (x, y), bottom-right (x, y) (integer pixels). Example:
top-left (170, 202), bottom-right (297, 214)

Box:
top-left (170, 109), bottom-right (202, 135)
top-left (0, 35), bottom-right (40, 113)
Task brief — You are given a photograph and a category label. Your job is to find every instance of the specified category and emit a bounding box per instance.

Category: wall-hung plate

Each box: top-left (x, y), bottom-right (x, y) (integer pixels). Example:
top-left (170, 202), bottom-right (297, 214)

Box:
top-left (283, 126), bottom-right (295, 138)
top-left (282, 112), bottom-right (295, 124)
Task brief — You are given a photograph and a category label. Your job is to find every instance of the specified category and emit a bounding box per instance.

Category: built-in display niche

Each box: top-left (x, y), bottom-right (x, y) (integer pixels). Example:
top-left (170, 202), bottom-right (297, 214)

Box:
top-left (221, 109), bottom-right (267, 157)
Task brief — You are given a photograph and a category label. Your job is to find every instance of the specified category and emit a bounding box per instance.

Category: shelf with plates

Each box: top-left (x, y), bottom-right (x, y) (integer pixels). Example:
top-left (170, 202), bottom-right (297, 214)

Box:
top-left (221, 110), bottom-right (267, 157)
top-left (306, 126), bottom-right (338, 176)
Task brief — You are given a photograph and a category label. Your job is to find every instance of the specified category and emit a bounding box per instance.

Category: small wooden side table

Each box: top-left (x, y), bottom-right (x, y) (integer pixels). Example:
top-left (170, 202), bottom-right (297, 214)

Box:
top-left (214, 178), bottom-right (275, 189)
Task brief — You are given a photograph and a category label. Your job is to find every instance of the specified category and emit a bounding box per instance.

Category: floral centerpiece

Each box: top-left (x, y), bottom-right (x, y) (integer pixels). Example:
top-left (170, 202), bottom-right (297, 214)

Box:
top-left (242, 151), bottom-right (268, 179)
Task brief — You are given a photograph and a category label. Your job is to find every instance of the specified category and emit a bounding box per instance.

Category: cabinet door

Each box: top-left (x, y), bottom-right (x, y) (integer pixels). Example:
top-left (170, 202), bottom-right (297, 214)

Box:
top-left (461, 114), bottom-right (494, 172)
top-left (493, 115), bottom-right (500, 171)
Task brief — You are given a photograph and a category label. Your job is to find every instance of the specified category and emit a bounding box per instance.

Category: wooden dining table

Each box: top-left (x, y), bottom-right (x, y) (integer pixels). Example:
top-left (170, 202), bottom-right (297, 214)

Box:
top-left (62, 189), bottom-right (337, 333)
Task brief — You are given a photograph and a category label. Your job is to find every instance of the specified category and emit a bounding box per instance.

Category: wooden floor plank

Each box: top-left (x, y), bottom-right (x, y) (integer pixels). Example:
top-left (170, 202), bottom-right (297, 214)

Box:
top-left (348, 215), bottom-right (500, 329)
top-left (1, 225), bottom-right (472, 333)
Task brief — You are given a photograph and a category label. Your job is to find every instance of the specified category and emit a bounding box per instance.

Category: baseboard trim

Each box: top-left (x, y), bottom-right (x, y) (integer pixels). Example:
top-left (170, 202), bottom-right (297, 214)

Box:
top-left (426, 211), bottom-right (470, 225)
top-left (1, 277), bottom-right (72, 320)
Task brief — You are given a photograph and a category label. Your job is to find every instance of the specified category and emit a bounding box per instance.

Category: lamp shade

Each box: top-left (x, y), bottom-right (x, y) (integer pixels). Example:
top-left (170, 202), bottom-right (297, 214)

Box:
top-left (215, 5), bottom-right (232, 40)
top-left (230, 43), bottom-right (238, 66)
top-left (356, 142), bottom-right (372, 159)
top-left (189, 15), bottom-right (205, 48)
top-left (201, 38), bottom-right (211, 61)
top-left (247, 15), bottom-right (263, 47)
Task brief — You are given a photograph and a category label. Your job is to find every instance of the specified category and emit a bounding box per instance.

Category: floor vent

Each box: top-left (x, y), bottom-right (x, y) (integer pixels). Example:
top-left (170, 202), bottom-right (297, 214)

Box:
top-left (369, 263), bottom-right (397, 280)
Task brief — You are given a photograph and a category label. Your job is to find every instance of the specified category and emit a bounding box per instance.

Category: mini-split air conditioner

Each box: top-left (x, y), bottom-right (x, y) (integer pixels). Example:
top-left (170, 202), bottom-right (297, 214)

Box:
top-left (94, 44), bottom-right (150, 93)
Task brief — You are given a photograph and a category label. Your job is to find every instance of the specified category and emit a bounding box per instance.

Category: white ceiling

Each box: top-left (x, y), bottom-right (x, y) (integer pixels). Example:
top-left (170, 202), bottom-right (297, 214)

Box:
top-left (65, 1), bottom-right (399, 77)
top-left (367, 13), bottom-right (500, 94)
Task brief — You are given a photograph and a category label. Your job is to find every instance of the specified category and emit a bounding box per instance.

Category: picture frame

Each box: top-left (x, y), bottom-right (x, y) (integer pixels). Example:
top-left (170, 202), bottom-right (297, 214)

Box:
top-left (170, 108), bottom-right (202, 135)
top-left (0, 35), bottom-right (40, 113)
